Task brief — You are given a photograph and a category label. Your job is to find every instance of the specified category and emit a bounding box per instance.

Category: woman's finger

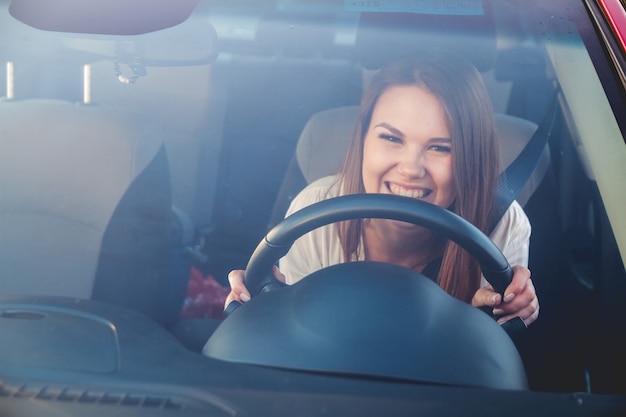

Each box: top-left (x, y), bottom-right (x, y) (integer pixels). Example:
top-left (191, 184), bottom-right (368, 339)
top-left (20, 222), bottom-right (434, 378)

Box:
top-left (224, 269), bottom-right (251, 308)
top-left (471, 285), bottom-right (502, 308)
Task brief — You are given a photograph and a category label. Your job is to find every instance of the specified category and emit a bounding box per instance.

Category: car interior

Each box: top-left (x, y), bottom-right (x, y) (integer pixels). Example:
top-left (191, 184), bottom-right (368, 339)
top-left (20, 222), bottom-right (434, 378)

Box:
top-left (0, 99), bottom-right (182, 325)
top-left (1, 0), bottom-right (625, 405)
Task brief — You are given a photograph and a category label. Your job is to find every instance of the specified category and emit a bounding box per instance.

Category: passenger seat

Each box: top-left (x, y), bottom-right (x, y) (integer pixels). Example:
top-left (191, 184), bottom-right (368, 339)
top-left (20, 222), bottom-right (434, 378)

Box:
top-left (0, 99), bottom-right (185, 325)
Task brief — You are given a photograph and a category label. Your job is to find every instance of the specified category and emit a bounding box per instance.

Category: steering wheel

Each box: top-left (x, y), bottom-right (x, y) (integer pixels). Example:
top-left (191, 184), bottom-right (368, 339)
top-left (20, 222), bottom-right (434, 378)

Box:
top-left (208, 194), bottom-right (527, 389)
top-left (209, 194), bottom-right (528, 391)
top-left (243, 193), bottom-right (513, 299)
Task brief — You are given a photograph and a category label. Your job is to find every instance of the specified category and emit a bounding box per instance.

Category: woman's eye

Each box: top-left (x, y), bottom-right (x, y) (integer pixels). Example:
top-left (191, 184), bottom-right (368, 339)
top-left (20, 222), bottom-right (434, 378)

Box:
top-left (379, 134), bottom-right (402, 144)
top-left (429, 144), bottom-right (452, 153)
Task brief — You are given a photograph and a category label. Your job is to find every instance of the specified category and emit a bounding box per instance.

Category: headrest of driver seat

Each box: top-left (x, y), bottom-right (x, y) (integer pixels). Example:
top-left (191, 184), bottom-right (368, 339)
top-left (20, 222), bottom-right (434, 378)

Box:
top-left (295, 106), bottom-right (549, 207)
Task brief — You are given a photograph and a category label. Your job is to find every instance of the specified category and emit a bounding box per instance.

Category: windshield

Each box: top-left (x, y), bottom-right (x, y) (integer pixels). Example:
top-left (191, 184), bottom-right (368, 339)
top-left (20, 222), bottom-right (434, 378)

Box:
top-left (1, 0), bottom-right (626, 413)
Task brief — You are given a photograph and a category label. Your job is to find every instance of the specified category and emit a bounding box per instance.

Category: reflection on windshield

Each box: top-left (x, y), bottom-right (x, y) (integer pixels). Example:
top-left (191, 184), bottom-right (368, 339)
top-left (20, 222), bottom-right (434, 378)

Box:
top-left (0, 0), bottom-right (625, 402)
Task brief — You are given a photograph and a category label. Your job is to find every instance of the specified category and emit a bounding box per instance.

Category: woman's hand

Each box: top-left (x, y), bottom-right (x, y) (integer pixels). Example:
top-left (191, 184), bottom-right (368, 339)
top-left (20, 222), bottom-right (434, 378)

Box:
top-left (471, 265), bottom-right (539, 326)
top-left (224, 265), bottom-right (286, 309)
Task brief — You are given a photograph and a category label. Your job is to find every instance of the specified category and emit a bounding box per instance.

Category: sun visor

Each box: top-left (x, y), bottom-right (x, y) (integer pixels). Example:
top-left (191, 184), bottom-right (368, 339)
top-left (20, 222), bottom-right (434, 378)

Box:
top-left (353, 0), bottom-right (496, 72)
top-left (9, 0), bottom-right (199, 35)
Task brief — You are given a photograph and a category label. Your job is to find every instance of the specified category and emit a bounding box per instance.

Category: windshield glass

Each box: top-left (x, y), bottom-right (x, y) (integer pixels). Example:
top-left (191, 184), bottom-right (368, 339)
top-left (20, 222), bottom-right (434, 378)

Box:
top-left (1, 0), bottom-right (625, 406)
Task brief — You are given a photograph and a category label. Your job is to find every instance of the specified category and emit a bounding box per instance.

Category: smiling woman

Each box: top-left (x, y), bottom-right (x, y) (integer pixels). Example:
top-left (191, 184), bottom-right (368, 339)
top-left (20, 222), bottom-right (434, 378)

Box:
top-left (227, 52), bottom-right (537, 327)
top-left (362, 87), bottom-right (455, 207)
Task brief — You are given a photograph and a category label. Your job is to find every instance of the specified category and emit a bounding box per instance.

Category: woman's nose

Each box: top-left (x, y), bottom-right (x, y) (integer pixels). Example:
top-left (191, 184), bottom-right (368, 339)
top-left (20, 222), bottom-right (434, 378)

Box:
top-left (397, 150), bottom-right (426, 178)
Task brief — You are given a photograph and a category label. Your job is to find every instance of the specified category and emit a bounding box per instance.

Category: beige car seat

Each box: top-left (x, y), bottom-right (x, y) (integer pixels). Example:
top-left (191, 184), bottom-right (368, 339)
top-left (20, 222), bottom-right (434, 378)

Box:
top-left (296, 106), bottom-right (550, 207)
top-left (0, 99), bottom-right (181, 324)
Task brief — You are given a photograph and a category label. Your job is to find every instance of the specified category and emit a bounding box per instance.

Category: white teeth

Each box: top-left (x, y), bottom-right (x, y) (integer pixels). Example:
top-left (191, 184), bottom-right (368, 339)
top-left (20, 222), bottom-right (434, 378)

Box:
top-left (389, 183), bottom-right (426, 199)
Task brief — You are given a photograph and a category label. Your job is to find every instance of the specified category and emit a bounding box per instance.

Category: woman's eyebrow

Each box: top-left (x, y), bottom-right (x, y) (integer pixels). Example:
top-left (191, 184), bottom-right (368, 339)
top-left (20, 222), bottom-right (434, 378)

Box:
top-left (375, 122), bottom-right (452, 142)
top-left (374, 122), bottom-right (403, 136)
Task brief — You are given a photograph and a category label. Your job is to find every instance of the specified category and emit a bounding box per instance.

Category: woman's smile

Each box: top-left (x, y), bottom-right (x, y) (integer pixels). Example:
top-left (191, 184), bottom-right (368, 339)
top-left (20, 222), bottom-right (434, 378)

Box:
top-left (362, 85), bottom-right (456, 210)
top-left (386, 182), bottom-right (431, 200)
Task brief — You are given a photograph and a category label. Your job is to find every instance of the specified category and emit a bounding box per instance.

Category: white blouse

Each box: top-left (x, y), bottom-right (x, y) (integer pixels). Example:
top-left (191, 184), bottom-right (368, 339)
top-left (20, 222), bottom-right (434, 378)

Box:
top-left (279, 175), bottom-right (531, 287)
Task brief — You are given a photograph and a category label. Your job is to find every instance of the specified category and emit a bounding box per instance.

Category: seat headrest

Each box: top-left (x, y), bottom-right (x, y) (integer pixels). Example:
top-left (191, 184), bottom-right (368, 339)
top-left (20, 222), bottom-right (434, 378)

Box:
top-left (355, 6), bottom-right (496, 72)
top-left (295, 106), bottom-right (548, 207)
top-left (0, 99), bottom-right (164, 228)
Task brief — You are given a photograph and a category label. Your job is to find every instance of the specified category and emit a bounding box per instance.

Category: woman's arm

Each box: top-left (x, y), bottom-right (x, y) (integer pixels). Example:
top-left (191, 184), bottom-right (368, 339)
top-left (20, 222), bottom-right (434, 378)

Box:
top-left (472, 265), bottom-right (539, 326)
top-left (473, 201), bottom-right (539, 326)
top-left (224, 176), bottom-right (342, 307)
top-left (224, 266), bottom-right (285, 308)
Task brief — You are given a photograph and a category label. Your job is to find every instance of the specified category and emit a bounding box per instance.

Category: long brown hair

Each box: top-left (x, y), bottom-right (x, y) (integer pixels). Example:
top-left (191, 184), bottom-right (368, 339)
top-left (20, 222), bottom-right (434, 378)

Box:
top-left (337, 51), bottom-right (499, 303)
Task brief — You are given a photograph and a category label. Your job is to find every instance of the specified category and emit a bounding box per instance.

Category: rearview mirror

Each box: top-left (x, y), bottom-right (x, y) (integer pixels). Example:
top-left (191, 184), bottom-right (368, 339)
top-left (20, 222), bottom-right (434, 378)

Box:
top-left (9, 0), bottom-right (200, 35)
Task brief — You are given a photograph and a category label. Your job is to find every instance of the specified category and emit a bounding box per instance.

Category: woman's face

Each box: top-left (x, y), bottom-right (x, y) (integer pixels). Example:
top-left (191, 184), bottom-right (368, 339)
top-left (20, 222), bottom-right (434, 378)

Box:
top-left (362, 85), bottom-right (456, 209)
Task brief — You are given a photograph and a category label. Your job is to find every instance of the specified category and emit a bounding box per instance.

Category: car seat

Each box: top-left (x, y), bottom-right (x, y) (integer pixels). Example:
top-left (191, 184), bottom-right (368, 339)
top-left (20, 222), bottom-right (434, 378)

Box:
top-left (0, 98), bottom-right (185, 325)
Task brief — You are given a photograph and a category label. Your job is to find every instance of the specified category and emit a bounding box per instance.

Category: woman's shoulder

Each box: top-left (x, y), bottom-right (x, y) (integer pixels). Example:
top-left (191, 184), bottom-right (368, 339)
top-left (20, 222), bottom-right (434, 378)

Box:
top-left (490, 200), bottom-right (531, 243)
top-left (503, 200), bottom-right (531, 230)
top-left (305, 175), bottom-right (342, 196)
top-left (286, 175), bottom-right (342, 215)
top-left (487, 201), bottom-right (532, 269)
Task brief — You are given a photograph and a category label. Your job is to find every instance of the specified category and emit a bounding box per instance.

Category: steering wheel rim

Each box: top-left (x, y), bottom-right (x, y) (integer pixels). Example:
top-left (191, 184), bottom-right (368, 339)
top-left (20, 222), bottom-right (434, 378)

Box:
top-left (244, 193), bottom-right (513, 297)
top-left (211, 194), bottom-right (527, 389)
